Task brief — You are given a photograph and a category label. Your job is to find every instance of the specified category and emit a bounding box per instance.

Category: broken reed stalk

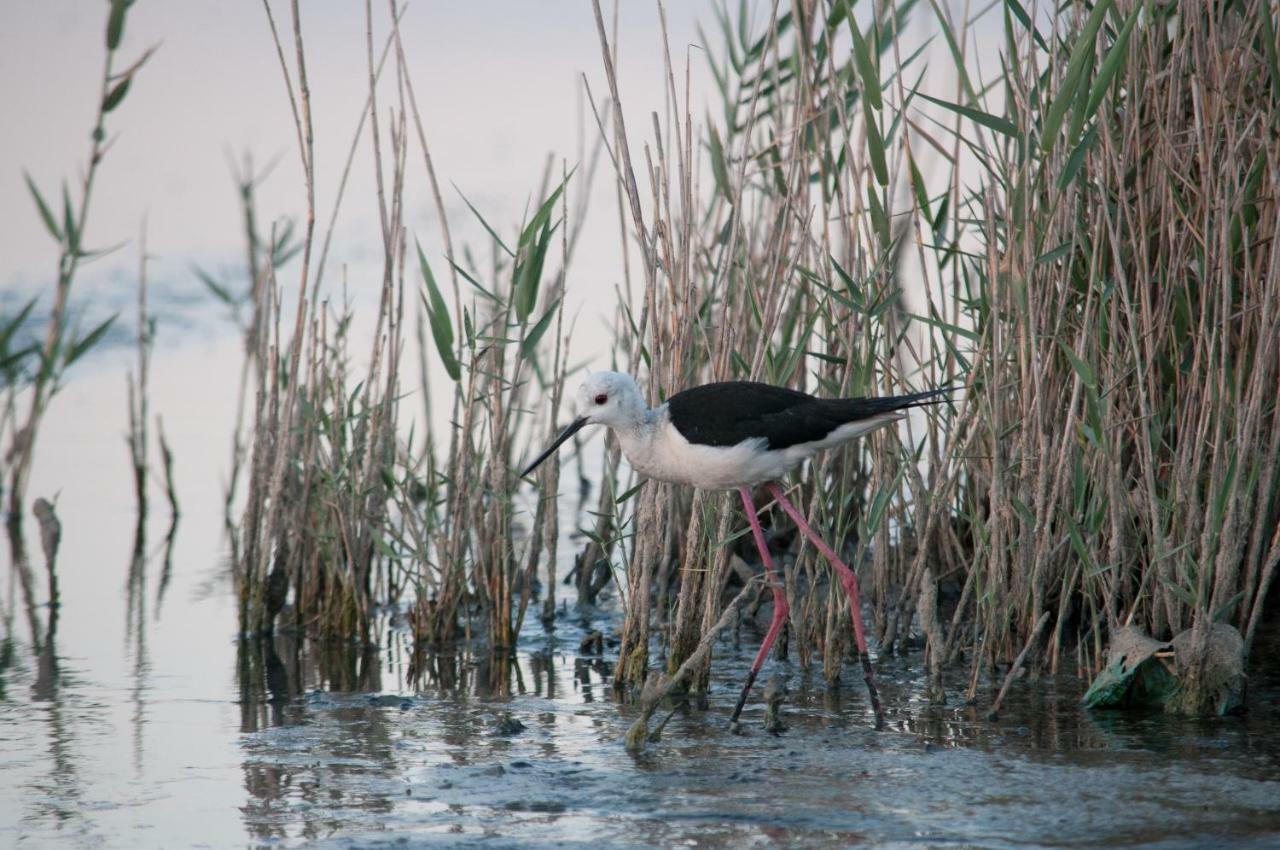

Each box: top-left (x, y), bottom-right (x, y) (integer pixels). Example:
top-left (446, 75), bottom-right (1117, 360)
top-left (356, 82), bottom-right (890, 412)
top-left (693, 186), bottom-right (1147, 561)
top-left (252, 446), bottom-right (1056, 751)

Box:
top-left (625, 575), bottom-right (761, 751)
top-left (127, 224), bottom-right (152, 520)
top-left (32, 498), bottom-right (61, 630)
top-left (987, 610), bottom-right (1050, 720)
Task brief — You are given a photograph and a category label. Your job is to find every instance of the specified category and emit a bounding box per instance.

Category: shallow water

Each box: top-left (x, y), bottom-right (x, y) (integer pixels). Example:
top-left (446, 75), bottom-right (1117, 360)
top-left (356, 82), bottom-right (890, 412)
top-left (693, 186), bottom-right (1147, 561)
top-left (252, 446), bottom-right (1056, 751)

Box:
top-left (4, 550), bottom-right (1279, 850)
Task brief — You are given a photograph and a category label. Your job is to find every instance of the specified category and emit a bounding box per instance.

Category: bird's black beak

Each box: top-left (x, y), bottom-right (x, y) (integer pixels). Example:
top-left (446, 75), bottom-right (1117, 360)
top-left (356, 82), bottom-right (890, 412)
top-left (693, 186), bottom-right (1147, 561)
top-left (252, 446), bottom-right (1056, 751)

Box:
top-left (520, 416), bottom-right (589, 478)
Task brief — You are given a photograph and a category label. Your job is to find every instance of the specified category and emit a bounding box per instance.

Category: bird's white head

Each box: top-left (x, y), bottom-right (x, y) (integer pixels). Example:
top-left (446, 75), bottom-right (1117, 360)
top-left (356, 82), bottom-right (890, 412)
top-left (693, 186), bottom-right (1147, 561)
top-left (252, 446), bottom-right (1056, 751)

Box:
top-left (519, 371), bottom-right (646, 478)
top-left (574, 371), bottom-right (645, 429)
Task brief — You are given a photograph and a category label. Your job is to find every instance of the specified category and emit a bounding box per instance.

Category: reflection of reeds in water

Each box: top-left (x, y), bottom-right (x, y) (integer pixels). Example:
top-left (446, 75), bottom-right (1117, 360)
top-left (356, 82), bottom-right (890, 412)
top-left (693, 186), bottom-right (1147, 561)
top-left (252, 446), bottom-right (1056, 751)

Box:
top-left (237, 631), bottom-right (384, 739)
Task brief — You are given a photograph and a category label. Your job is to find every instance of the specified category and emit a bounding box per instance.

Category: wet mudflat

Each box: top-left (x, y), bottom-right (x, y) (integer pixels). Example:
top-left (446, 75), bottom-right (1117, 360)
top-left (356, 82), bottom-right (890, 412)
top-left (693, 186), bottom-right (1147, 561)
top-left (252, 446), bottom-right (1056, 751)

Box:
top-left (232, 624), bottom-right (1280, 850)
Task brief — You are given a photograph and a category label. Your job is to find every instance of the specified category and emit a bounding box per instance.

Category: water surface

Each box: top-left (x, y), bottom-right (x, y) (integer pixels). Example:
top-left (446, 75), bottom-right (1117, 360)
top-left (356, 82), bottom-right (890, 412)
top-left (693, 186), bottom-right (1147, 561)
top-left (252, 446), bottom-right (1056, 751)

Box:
top-left (4, 491), bottom-right (1279, 850)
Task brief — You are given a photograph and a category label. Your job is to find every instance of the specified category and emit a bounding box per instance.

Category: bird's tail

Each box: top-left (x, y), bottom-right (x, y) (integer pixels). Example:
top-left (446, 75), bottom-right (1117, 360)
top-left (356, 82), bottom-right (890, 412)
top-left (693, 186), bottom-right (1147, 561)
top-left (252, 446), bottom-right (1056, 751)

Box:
top-left (825, 386), bottom-right (958, 423)
top-left (879, 386), bottom-right (959, 410)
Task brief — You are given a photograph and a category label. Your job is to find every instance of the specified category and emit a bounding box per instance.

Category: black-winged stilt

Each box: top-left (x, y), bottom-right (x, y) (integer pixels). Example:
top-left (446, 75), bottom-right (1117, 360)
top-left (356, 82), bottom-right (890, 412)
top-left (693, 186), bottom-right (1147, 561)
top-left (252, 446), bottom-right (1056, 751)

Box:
top-left (521, 371), bottom-right (954, 728)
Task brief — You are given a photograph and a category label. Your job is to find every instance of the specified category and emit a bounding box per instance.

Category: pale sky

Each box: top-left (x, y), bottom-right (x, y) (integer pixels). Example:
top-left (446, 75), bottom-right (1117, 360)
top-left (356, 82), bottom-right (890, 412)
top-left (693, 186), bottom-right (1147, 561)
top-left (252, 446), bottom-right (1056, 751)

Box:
top-left (1, 1), bottom-right (713, 358)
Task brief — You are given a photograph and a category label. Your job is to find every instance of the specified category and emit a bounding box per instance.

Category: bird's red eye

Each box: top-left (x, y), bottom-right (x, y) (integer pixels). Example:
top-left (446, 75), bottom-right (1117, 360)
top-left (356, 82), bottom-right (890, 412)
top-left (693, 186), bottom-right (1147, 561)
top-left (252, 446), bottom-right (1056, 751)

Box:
top-left (594, 393), bottom-right (608, 405)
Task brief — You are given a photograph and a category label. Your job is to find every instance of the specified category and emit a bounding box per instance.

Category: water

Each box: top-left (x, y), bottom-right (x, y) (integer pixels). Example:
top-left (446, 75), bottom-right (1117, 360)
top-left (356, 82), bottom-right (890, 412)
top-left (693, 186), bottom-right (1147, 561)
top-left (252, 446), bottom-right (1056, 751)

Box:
top-left (228, 648), bottom-right (1280, 849)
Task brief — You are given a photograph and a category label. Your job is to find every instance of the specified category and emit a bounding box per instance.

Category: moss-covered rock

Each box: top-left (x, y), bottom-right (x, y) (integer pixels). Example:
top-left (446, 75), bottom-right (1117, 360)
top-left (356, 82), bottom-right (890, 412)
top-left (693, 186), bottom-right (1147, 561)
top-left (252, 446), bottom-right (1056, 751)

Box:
top-left (1082, 623), bottom-right (1244, 716)
top-left (1082, 626), bottom-right (1177, 710)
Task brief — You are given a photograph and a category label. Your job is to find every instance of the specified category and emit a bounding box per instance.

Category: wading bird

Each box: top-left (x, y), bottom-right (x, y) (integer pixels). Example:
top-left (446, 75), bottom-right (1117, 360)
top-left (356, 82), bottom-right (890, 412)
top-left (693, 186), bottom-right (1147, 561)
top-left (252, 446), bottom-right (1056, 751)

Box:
top-left (520, 371), bottom-right (954, 728)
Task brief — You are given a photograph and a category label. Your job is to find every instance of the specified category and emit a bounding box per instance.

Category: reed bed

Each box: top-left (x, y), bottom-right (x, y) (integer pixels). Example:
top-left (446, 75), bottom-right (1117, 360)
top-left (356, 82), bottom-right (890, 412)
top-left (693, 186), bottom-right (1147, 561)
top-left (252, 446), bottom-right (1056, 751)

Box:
top-left (227, 0), bottom-right (406, 639)
top-left (588, 0), bottom-right (964, 697)
top-left (947, 0), bottom-right (1280, 711)
top-left (221, 0), bottom-right (1278, 731)
top-left (226, 1), bottom-right (578, 660)
top-left (583, 0), bottom-right (1279, 720)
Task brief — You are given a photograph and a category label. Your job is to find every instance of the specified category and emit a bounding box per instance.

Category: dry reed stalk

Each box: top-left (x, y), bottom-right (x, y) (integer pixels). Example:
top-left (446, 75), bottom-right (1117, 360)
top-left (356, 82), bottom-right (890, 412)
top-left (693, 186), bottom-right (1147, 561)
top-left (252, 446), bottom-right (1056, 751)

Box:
top-left (987, 610), bottom-right (1050, 720)
top-left (625, 574), bottom-right (762, 750)
top-left (126, 225), bottom-right (151, 521)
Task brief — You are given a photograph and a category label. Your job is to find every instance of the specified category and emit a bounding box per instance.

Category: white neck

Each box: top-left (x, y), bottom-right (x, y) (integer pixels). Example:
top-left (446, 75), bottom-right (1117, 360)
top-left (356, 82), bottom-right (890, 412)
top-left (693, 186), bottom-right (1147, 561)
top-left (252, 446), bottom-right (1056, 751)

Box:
top-left (610, 405), bottom-right (671, 480)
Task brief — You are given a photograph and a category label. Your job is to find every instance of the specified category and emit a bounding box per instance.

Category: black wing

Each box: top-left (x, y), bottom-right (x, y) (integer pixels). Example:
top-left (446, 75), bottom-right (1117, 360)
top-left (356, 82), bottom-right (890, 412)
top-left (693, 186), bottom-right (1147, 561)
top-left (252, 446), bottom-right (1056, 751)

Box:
top-left (666, 382), bottom-right (954, 450)
top-left (666, 382), bottom-right (813, 448)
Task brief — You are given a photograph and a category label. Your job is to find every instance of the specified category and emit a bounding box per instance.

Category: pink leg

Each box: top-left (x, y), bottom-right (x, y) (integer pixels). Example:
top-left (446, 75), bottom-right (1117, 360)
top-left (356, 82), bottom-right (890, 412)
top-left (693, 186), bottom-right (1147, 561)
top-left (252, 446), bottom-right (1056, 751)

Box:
top-left (729, 486), bottom-right (790, 725)
top-left (766, 481), bottom-right (885, 729)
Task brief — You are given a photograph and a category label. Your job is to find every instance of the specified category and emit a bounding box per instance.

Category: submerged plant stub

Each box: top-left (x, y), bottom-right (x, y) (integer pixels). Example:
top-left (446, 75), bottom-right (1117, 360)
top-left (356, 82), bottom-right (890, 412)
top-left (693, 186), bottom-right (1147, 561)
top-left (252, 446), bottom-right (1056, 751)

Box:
top-left (1167, 624), bottom-right (1246, 716)
top-left (1083, 624), bottom-right (1244, 715)
top-left (32, 498), bottom-right (61, 568)
top-left (491, 712), bottom-right (527, 736)
top-left (762, 673), bottom-right (787, 735)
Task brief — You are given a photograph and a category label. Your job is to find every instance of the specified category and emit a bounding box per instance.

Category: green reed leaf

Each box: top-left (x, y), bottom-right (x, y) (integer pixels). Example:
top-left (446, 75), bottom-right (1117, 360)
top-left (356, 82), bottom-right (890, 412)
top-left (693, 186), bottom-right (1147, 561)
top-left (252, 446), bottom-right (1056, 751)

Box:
top-left (24, 172), bottom-right (62, 242)
top-left (916, 91), bottom-right (1019, 138)
top-left (1041, 0), bottom-right (1114, 154)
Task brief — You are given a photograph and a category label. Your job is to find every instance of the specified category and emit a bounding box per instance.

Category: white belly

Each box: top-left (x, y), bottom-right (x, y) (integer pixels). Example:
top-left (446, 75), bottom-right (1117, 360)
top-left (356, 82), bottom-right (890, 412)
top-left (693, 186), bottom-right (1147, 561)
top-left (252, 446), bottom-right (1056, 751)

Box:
top-left (627, 430), bottom-right (791, 489)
